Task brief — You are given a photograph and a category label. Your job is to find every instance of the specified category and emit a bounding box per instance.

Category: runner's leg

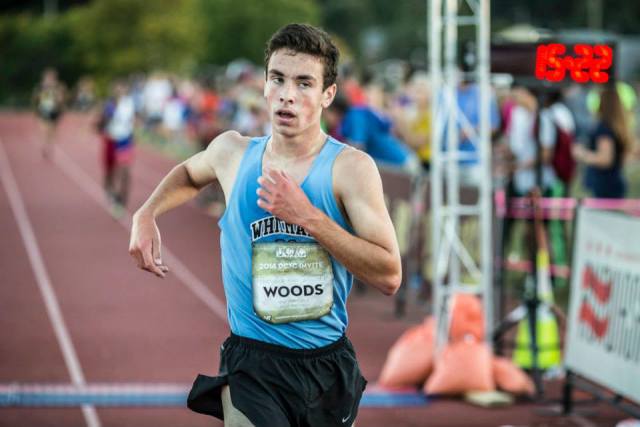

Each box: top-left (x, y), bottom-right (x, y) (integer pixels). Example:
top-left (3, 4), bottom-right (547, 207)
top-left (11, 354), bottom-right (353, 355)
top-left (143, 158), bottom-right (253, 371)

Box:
top-left (40, 118), bottom-right (55, 158)
top-left (118, 165), bottom-right (130, 207)
top-left (221, 385), bottom-right (255, 427)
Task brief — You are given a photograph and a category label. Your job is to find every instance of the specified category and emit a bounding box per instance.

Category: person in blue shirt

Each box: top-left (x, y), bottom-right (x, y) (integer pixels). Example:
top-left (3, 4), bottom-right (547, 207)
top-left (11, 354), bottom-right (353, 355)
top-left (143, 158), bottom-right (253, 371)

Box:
top-left (128, 24), bottom-right (401, 427)
top-left (340, 82), bottom-right (416, 170)
top-left (324, 81), bottom-right (417, 171)
top-left (455, 80), bottom-right (501, 163)
top-left (437, 70), bottom-right (500, 184)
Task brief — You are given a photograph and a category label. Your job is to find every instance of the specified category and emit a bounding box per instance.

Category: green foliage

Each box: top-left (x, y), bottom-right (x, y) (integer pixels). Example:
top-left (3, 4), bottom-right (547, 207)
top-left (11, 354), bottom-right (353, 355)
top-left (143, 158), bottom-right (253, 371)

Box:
top-left (197, 0), bottom-right (319, 66)
top-left (322, 0), bottom-right (427, 65)
top-left (0, 0), bottom-right (318, 104)
top-left (321, 0), bottom-right (373, 52)
top-left (0, 13), bottom-right (79, 104)
top-left (67, 0), bottom-right (202, 80)
top-left (2, 0), bottom-right (639, 104)
top-left (1, 0), bottom-right (204, 103)
top-left (491, 0), bottom-right (640, 34)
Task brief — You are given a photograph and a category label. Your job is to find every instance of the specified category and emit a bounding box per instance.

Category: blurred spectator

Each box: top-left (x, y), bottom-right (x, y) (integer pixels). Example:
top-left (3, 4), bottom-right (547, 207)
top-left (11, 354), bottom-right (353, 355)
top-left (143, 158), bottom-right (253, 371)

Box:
top-left (340, 63), bottom-right (367, 107)
top-left (573, 85), bottom-right (634, 199)
top-left (72, 76), bottom-right (97, 112)
top-left (541, 89), bottom-right (576, 195)
top-left (323, 95), bottom-right (349, 140)
top-left (178, 78), bottom-right (198, 132)
top-left (336, 81), bottom-right (418, 171)
top-left (438, 70), bottom-right (500, 184)
top-left (193, 79), bottom-right (223, 150)
top-left (129, 73), bottom-right (147, 116)
top-left (391, 71), bottom-right (432, 171)
top-left (564, 83), bottom-right (594, 144)
top-left (587, 81), bottom-right (637, 134)
top-left (499, 86), bottom-right (558, 275)
top-left (162, 87), bottom-right (188, 145)
top-left (142, 72), bottom-right (172, 129)
top-left (189, 78), bottom-right (228, 217)
top-left (506, 86), bottom-right (556, 196)
top-left (498, 84), bottom-right (516, 138)
top-left (33, 67), bottom-right (66, 158)
top-left (233, 92), bottom-right (270, 137)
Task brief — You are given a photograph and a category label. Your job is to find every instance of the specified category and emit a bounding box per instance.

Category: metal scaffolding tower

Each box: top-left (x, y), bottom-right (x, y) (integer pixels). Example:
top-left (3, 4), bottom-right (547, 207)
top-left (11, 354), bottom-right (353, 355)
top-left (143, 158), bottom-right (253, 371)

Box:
top-left (428, 0), bottom-right (493, 346)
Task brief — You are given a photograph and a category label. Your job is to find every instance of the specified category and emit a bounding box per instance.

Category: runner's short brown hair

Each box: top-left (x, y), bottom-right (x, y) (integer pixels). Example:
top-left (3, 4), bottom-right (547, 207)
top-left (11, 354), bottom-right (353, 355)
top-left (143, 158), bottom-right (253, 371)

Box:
top-left (265, 23), bottom-right (339, 90)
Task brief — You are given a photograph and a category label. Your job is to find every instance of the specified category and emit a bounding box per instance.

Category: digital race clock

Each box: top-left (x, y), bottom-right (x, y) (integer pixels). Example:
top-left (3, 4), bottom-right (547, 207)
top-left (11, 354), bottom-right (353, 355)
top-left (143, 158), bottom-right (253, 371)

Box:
top-left (535, 43), bottom-right (613, 84)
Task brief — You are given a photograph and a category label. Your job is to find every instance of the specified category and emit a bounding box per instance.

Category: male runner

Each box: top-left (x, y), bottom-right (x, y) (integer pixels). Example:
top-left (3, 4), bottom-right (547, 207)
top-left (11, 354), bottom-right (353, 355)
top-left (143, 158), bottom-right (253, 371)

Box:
top-left (129, 23), bottom-right (401, 427)
top-left (34, 68), bottom-right (65, 158)
top-left (98, 81), bottom-right (136, 216)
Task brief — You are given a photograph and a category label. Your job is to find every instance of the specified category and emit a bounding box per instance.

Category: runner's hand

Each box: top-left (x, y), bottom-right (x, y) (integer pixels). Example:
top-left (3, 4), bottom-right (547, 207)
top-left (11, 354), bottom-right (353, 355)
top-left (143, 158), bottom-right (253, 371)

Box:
top-left (129, 214), bottom-right (169, 278)
top-left (256, 168), bottom-right (317, 226)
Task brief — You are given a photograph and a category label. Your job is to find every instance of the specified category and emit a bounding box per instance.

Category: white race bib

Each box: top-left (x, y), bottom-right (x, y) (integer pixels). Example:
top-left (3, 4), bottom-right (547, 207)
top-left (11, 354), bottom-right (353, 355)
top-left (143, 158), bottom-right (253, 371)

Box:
top-left (252, 242), bottom-right (334, 324)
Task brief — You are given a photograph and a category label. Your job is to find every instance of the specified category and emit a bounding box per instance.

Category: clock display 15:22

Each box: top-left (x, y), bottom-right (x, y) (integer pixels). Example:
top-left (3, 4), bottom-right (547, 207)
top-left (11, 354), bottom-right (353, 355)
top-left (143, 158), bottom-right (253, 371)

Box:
top-left (535, 43), bottom-right (612, 84)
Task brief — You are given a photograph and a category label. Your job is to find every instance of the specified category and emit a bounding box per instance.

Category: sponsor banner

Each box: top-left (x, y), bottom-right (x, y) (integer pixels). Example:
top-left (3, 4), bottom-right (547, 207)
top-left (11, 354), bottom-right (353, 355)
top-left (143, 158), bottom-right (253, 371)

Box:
top-left (565, 207), bottom-right (640, 404)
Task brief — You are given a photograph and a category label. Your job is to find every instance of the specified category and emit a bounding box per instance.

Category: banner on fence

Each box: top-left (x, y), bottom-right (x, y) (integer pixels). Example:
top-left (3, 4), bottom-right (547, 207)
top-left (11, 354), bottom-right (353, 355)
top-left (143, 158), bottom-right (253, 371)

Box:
top-left (565, 207), bottom-right (640, 404)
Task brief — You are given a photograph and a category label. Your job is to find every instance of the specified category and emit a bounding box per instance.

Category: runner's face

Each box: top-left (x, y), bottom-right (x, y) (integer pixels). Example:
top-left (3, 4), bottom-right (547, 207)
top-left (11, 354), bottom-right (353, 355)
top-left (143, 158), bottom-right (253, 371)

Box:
top-left (264, 50), bottom-right (336, 138)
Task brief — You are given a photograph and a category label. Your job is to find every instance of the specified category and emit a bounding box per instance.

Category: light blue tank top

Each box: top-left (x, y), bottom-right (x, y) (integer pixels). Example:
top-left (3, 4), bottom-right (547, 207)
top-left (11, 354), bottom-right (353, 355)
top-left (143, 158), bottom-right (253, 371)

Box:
top-left (218, 135), bottom-right (353, 349)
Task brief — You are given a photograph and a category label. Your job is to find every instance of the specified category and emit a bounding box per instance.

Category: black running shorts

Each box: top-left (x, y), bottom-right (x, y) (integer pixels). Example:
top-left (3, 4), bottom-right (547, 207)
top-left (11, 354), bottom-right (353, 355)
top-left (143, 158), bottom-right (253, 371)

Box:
top-left (187, 334), bottom-right (367, 427)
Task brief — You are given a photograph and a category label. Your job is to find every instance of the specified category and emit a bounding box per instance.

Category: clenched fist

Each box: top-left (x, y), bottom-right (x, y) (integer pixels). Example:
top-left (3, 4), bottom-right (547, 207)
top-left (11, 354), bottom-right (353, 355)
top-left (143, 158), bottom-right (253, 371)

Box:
top-left (256, 168), bottom-right (319, 227)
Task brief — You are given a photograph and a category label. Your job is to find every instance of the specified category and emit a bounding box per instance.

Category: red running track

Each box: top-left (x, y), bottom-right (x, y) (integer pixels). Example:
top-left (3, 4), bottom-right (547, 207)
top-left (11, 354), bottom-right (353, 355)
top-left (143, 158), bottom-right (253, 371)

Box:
top-left (0, 112), bottom-right (629, 427)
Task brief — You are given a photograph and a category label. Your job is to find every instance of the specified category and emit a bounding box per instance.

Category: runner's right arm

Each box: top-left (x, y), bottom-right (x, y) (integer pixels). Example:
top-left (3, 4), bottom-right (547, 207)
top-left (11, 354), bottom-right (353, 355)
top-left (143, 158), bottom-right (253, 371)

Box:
top-left (129, 130), bottom-right (243, 277)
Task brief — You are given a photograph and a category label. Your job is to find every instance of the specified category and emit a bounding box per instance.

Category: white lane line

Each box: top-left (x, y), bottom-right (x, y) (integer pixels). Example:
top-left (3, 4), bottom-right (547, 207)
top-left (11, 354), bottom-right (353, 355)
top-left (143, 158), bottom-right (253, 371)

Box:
top-left (52, 147), bottom-right (228, 322)
top-left (0, 141), bottom-right (101, 427)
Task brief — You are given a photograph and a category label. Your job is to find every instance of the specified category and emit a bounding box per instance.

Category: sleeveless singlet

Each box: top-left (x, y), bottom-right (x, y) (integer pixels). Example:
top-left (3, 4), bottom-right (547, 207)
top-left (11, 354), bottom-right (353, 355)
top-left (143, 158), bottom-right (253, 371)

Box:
top-left (218, 135), bottom-right (354, 349)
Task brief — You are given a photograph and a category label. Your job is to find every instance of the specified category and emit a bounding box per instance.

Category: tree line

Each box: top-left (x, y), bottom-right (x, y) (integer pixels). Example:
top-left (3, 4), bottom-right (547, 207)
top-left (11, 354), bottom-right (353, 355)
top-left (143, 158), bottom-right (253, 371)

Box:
top-left (1, 0), bottom-right (638, 104)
